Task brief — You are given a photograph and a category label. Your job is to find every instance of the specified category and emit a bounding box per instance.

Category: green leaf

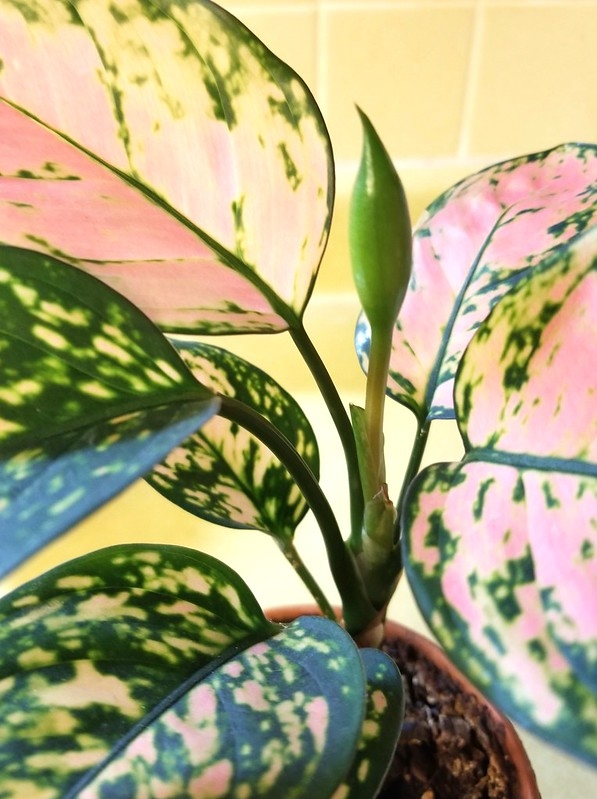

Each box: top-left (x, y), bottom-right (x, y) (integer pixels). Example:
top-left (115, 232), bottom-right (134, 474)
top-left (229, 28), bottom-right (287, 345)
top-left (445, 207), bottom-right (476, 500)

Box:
top-left (1, 403), bottom-right (219, 578)
top-left (0, 547), bottom-right (371, 798)
top-left (356, 143), bottom-right (597, 422)
top-left (334, 648), bottom-right (404, 799)
top-left (402, 228), bottom-right (597, 765)
top-left (0, 543), bottom-right (277, 797)
top-left (0, 246), bottom-right (219, 576)
top-left (79, 616), bottom-right (369, 799)
top-left (146, 341), bottom-right (319, 541)
top-left (0, 0), bottom-right (334, 333)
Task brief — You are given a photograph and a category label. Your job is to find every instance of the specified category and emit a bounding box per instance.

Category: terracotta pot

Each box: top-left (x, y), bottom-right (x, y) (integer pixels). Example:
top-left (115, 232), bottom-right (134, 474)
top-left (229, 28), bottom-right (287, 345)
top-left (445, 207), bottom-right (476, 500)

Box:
top-left (266, 606), bottom-right (541, 799)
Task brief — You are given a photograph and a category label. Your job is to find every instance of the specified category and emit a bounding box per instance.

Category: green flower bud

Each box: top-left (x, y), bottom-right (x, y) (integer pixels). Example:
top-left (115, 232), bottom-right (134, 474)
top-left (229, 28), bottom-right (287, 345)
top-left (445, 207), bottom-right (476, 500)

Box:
top-left (349, 108), bottom-right (412, 333)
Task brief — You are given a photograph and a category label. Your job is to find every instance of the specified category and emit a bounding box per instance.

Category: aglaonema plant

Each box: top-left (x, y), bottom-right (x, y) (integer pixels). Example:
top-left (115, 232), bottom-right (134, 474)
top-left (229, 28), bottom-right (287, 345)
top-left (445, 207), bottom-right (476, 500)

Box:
top-left (0, 0), bottom-right (595, 796)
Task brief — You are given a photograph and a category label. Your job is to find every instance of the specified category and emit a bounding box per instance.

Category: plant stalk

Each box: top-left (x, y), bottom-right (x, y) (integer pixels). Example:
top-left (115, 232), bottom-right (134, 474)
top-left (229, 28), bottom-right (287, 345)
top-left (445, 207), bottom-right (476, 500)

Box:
top-left (276, 539), bottom-right (336, 621)
top-left (217, 395), bottom-right (375, 636)
top-left (363, 322), bottom-right (394, 490)
top-left (288, 323), bottom-right (365, 543)
top-left (393, 418), bottom-right (431, 542)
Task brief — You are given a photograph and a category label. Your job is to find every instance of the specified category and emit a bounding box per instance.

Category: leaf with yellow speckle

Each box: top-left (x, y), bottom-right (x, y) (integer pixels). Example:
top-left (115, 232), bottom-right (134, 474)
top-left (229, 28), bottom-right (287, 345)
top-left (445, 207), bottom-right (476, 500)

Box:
top-left (0, 548), bottom-right (385, 798)
top-left (0, 0), bottom-right (333, 334)
top-left (146, 340), bottom-right (319, 540)
top-left (0, 544), bottom-right (277, 797)
top-left (332, 648), bottom-right (404, 799)
top-left (0, 246), bottom-right (219, 576)
top-left (77, 616), bottom-right (370, 799)
top-left (403, 227), bottom-right (597, 765)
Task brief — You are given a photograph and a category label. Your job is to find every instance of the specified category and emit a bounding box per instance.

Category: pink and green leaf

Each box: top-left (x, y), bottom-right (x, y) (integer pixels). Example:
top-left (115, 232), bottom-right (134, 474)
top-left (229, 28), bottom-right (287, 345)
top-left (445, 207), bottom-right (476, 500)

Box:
top-left (0, 246), bottom-right (219, 577)
top-left (0, 543), bottom-right (277, 796)
top-left (0, 0), bottom-right (333, 333)
top-left (77, 616), bottom-right (368, 799)
top-left (403, 228), bottom-right (597, 764)
top-left (404, 461), bottom-right (597, 764)
top-left (356, 143), bottom-right (597, 422)
top-left (147, 341), bottom-right (319, 540)
top-left (456, 225), bottom-right (597, 458)
top-left (0, 545), bottom-right (401, 798)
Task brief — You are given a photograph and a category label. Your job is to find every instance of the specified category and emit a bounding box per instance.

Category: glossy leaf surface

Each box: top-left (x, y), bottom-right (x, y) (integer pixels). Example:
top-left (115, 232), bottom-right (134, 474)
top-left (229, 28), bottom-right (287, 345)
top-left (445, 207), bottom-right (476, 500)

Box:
top-left (146, 340), bottom-right (319, 539)
top-left (0, 0), bottom-right (333, 333)
top-left (333, 648), bottom-right (404, 799)
top-left (0, 246), bottom-right (218, 576)
top-left (403, 228), bottom-right (597, 764)
top-left (0, 545), bottom-right (372, 798)
top-left (0, 543), bottom-right (276, 796)
top-left (356, 143), bottom-right (597, 421)
top-left (79, 616), bottom-right (369, 799)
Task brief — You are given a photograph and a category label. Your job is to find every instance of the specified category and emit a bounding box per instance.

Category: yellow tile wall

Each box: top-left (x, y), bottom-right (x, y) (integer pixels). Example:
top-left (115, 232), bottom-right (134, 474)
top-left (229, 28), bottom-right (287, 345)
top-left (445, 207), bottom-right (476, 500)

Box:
top-left (225, 1), bottom-right (597, 161)
top-left (224, 0), bottom-right (597, 289)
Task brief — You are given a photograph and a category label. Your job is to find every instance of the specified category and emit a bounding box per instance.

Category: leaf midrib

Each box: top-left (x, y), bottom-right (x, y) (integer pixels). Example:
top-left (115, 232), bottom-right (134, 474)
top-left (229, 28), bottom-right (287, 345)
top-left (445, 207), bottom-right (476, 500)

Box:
top-left (0, 97), bottom-right (301, 329)
top-left (0, 390), bottom-right (218, 453)
top-left (62, 625), bottom-right (279, 799)
top-left (464, 447), bottom-right (597, 476)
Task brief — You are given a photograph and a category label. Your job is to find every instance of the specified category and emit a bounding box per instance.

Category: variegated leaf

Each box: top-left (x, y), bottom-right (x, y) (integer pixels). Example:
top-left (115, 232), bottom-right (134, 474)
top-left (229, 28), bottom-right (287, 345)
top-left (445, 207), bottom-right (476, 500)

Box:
top-left (0, 543), bottom-right (277, 797)
top-left (332, 648), bottom-right (404, 799)
top-left (403, 228), bottom-right (597, 764)
top-left (356, 143), bottom-right (597, 421)
top-left (1, 404), bottom-right (219, 578)
top-left (146, 341), bottom-right (319, 539)
top-left (457, 225), bottom-right (597, 459)
top-left (0, 550), bottom-right (371, 799)
top-left (404, 461), bottom-right (597, 764)
top-left (0, 0), bottom-right (333, 333)
top-left (77, 616), bottom-right (369, 799)
top-left (0, 246), bottom-right (219, 576)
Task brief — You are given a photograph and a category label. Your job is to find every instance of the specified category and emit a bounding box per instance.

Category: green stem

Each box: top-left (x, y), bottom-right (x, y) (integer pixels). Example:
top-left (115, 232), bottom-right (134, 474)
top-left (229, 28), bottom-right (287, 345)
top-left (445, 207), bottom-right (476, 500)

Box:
top-left (393, 418), bottom-right (431, 542)
top-left (288, 324), bottom-right (365, 544)
top-left (217, 396), bottom-right (374, 635)
top-left (276, 539), bottom-right (336, 621)
top-left (364, 323), bottom-right (394, 490)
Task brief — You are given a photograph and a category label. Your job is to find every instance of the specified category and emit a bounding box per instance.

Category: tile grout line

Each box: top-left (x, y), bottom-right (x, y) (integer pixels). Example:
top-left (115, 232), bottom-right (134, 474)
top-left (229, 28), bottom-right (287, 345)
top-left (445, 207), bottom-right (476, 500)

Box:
top-left (315, 3), bottom-right (329, 116)
top-left (457, 0), bottom-right (485, 160)
top-left (318, 2), bottom-right (477, 11)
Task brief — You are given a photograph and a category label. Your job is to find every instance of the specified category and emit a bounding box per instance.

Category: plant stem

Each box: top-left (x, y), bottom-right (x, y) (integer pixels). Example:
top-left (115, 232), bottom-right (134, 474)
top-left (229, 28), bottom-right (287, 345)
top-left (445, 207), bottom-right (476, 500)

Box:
top-left (393, 418), bottom-right (431, 542)
top-left (287, 324), bottom-right (365, 543)
top-left (276, 539), bottom-right (336, 620)
top-left (364, 323), bottom-right (393, 489)
top-left (218, 395), bottom-right (375, 635)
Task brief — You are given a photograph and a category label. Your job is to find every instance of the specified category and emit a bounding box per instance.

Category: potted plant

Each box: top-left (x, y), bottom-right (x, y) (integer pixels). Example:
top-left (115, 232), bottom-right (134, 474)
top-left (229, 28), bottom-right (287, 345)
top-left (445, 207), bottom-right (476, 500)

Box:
top-left (0, 0), bottom-right (595, 796)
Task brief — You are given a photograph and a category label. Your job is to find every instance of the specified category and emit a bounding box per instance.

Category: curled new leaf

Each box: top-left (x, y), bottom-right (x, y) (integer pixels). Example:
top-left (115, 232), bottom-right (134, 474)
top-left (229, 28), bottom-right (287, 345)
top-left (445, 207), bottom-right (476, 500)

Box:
top-left (349, 110), bottom-right (411, 526)
top-left (350, 108), bottom-right (411, 334)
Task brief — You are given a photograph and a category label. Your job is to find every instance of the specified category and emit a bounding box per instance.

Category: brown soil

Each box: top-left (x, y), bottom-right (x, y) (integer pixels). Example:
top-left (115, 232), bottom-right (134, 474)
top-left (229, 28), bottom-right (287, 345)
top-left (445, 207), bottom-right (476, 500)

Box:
top-left (378, 637), bottom-right (522, 799)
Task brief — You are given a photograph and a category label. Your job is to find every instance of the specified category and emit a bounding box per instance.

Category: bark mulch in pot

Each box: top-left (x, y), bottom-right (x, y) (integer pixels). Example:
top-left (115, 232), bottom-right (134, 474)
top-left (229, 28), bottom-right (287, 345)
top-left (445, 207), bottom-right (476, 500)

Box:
top-left (379, 635), bottom-right (533, 799)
